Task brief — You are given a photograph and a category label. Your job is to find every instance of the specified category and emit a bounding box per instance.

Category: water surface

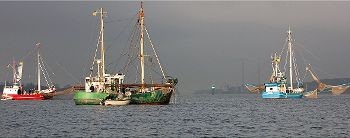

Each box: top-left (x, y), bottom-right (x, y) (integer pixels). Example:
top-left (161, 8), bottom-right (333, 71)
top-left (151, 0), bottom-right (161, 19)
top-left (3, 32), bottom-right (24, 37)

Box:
top-left (0, 93), bottom-right (349, 137)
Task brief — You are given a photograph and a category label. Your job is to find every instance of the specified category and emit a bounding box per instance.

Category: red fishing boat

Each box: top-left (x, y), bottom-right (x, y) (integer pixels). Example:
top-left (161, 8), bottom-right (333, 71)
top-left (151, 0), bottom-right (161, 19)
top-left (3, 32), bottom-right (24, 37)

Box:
top-left (1, 61), bottom-right (44, 100)
top-left (2, 91), bottom-right (44, 100)
top-left (1, 43), bottom-right (56, 100)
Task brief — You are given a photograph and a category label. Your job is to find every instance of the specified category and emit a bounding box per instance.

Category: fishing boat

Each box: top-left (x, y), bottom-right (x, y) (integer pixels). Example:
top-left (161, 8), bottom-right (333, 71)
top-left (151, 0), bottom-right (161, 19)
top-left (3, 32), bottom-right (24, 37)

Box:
top-left (1, 43), bottom-right (56, 100)
top-left (73, 8), bottom-right (126, 105)
top-left (120, 2), bottom-right (178, 105)
top-left (262, 27), bottom-right (303, 99)
top-left (35, 43), bottom-right (56, 99)
top-left (1, 60), bottom-right (43, 100)
top-left (247, 28), bottom-right (349, 98)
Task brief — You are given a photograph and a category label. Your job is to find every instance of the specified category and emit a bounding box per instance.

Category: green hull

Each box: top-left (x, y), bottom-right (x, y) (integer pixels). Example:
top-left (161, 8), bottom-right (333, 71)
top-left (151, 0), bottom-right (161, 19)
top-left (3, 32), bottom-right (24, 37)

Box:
top-left (73, 91), bottom-right (109, 105)
top-left (130, 89), bottom-right (173, 105)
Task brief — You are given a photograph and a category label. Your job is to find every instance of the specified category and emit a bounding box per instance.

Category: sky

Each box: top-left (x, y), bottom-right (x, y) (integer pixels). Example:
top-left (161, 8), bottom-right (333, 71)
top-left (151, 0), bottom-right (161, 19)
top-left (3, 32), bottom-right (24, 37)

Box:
top-left (0, 1), bottom-right (349, 93)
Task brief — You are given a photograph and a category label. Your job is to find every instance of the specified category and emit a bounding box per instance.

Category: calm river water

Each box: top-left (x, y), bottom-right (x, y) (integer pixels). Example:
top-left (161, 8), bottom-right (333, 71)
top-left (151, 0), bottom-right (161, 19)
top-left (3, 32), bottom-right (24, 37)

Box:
top-left (0, 93), bottom-right (349, 137)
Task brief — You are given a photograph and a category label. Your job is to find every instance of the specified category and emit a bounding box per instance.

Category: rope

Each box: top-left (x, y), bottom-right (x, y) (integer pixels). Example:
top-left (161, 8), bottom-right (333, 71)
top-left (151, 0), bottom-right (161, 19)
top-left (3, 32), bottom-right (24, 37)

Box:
top-left (293, 44), bottom-right (309, 83)
top-left (89, 29), bottom-right (102, 77)
top-left (56, 62), bottom-right (80, 84)
top-left (144, 25), bottom-right (166, 80)
top-left (117, 19), bottom-right (140, 73)
top-left (295, 42), bottom-right (321, 61)
top-left (38, 56), bottom-right (50, 87)
top-left (81, 16), bottom-right (99, 82)
top-left (144, 58), bottom-right (163, 79)
top-left (105, 12), bottom-right (138, 54)
top-left (292, 50), bottom-right (300, 84)
top-left (39, 56), bottom-right (52, 87)
top-left (279, 37), bottom-right (288, 60)
top-left (40, 54), bottom-right (55, 86)
top-left (19, 46), bottom-right (37, 63)
top-left (312, 64), bottom-right (338, 79)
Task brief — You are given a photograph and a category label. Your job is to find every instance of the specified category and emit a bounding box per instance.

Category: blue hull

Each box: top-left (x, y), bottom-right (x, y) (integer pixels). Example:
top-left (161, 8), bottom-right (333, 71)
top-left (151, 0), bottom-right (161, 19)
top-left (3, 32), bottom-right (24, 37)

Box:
top-left (262, 92), bottom-right (303, 99)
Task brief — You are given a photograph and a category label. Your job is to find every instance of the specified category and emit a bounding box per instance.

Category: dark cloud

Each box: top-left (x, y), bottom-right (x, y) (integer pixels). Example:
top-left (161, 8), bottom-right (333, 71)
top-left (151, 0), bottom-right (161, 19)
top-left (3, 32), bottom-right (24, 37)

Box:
top-left (0, 1), bottom-right (349, 93)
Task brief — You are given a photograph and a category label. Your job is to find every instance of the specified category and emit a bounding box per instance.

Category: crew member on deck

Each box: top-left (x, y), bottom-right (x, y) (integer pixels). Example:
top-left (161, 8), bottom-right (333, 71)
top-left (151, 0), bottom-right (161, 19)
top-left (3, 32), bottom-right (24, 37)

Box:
top-left (90, 84), bottom-right (95, 92)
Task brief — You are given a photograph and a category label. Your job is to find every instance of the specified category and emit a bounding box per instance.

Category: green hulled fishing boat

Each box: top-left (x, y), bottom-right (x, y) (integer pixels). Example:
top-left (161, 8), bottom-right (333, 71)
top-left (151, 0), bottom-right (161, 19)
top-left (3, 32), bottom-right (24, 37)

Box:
top-left (73, 8), bottom-right (125, 105)
top-left (131, 89), bottom-right (172, 105)
top-left (122, 82), bottom-right (177, 105)
top-left (120, 2), bottom-right (177, 105)
top-left (74, 91), bottom-right (108, 105)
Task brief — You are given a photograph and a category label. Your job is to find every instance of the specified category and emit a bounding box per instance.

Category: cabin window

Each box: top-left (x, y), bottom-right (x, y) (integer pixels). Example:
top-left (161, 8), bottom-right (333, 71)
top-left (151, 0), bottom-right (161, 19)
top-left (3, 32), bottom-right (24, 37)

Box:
top-left (266, 87), bottom-right (275, 92)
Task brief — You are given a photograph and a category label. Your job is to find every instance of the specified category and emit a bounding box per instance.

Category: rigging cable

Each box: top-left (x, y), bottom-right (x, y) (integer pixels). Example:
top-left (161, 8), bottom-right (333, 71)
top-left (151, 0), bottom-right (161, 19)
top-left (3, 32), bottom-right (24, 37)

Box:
top-left (89, 29), bottom-right (102, 77)
top-left (144, 24), bottom-right (166, 79)
top-left (56, 62), bottom-right (80, 84)
top-left (38, 57), bottom-right (50, 87)
top-left (119, 20), bottom-right (140, 74)
top-left (105, 12), bottom-right (138, 55)
top-left (39, 55), bottom-right (53, 87)
top-left (81, 16), bottom-right (99, 81)
top-left (293, 43), bottom-right (310, 83)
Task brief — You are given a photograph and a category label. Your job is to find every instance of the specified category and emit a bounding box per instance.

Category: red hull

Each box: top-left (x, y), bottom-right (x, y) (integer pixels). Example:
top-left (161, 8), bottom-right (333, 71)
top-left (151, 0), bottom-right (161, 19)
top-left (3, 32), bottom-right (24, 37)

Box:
top-left (4, 94), bottom-right (44, 100)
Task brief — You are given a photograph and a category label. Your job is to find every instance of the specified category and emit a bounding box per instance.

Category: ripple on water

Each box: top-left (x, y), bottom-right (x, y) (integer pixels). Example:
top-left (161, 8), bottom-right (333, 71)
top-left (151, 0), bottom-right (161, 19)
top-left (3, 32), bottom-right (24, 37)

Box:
top-left (0, 94), bottom-right (350, 137)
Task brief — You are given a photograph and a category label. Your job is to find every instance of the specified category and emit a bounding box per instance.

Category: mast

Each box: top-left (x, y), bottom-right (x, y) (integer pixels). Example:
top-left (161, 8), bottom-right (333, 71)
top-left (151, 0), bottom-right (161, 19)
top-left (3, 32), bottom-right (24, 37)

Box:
top-left (274, 53), bottom-right (281, 79)
top-left (287, 27), bottom-right (293, 89)
top-left (139, 2), bottom-right (145, 91)
top-left (36, 43), bottom-right (41, 91)
top-left (93, 8), bottom-right (106, 82)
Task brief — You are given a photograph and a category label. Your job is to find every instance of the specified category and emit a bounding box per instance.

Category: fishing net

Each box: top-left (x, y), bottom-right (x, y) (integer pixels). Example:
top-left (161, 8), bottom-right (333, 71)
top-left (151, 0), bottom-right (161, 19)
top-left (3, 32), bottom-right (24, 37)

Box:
top-left (245, 84), bottom-right (264, 93)
top-left (305, 89), bottom-right (317, 99)
top-left (307, 66), bottom-right (350, 95)
top-left (331, 85), bottom-right (350, 95)
top-left (317, 82), bottom-right (327, 92)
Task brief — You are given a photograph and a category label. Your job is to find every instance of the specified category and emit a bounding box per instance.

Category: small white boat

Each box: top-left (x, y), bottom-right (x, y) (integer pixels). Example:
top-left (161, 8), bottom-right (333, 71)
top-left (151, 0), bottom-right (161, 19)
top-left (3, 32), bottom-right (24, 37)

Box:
top-left (103, 93), bottom-right (131, 106)
top-left (104, 98), bottom-right (130, 106)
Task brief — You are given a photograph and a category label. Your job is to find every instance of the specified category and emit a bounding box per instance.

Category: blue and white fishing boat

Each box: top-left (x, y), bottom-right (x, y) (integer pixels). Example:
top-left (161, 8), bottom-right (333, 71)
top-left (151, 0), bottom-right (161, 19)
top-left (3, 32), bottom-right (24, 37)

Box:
top-left (262, 27), bottom-right (304, 99)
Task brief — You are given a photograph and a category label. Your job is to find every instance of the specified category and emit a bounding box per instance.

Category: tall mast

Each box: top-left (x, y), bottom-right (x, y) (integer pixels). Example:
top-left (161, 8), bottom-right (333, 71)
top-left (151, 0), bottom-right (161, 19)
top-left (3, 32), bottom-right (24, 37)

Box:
top-left (36, 43), bottom-right (41, 91)
top-left (287, 26), bottom-right (293, 89)
top-left (139, 2), bottom-right (145, 90)
top-left (93, 8), bottom-right (106, 82)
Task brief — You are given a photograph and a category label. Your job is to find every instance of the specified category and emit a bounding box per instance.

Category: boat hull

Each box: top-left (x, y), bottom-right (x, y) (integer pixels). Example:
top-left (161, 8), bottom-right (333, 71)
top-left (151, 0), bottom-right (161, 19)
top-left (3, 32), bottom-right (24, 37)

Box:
top-left (104, 99), bottom-right (130, 106)
top-left (130, 89), bottom-right (173, 105)
top-left (2, 93), bottom-right (44, 100)
top-left (73, 91), bottom-right (109, 105)
top-left (262, 92), bottom-right (303, 99)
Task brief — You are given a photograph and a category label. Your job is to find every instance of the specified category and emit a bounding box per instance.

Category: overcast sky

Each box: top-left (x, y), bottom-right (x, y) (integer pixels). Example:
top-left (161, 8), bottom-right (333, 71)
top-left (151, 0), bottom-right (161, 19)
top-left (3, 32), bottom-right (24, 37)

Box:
top-left (0, 1), bottom-right (349, 93)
